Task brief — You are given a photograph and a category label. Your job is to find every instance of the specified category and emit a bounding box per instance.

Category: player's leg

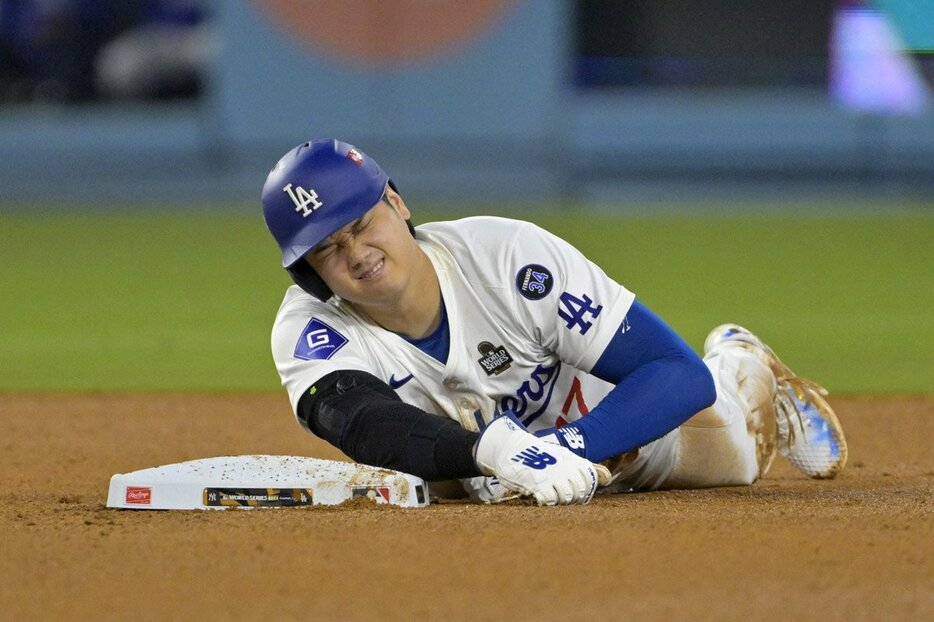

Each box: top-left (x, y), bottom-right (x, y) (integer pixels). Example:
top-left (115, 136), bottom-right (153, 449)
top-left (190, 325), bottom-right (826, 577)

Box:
top-left (661, 323), bottom-right (847, 489)
top-left (603, 323), bottom-right (846, 492)
top-left (659, 345), bottom-right (778, 489)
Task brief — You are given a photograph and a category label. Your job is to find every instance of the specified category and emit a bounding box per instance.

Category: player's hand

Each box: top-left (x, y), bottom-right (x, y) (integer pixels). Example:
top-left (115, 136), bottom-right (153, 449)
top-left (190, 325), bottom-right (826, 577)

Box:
top-left (535, 427), bottom-right (613, 487)
top-left (460, 475), bottom-right (513, 504)
top-left (473, 412), bottom-right (601, 505)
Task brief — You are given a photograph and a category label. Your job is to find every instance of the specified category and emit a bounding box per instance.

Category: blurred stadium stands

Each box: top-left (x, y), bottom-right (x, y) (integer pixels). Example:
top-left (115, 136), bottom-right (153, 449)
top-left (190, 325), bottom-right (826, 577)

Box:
top-left (1, 0), bottom-right (931, 207)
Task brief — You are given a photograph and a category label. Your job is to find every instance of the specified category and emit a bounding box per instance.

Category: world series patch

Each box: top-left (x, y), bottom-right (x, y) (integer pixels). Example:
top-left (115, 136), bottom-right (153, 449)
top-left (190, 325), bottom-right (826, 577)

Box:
top-left (294, 318), bottom-right (348, 361)
top-left (516, 264), bottom-right (553, 300)
top-left (477, 341), bottom-right (513, 376)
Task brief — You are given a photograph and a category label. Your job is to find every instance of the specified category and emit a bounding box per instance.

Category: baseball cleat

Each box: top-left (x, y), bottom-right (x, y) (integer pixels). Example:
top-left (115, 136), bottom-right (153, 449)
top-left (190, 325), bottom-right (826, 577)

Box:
top-left (704, 324), bottom-right (847, 479)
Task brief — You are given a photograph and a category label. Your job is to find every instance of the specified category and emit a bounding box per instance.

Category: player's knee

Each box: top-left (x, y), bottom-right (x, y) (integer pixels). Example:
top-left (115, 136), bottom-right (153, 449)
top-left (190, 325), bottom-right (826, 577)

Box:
top-left (663, 415), bottom-right (761, 489)
top-left (694, 355), bottom-right (717, 411)
top-left (681, 351), bottom-right (717, 414)
top-left (706, 348), bottom-right (776, 415)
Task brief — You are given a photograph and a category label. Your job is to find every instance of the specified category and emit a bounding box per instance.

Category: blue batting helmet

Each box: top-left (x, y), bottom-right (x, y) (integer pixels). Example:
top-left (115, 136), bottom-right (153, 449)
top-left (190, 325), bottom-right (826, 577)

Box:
top-left (262, 139), bottom-right (400, 300)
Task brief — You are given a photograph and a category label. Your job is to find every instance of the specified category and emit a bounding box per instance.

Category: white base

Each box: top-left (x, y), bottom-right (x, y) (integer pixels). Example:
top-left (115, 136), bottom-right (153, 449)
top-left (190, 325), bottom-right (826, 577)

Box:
top-left (106, 455), bottom-right (430, 510)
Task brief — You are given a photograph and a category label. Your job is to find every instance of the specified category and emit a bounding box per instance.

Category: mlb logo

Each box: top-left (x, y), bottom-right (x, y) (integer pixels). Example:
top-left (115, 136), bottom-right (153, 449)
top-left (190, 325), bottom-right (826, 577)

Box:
top-left (352, 486), bottom-right (391, 503)
top-left (125, 486), bottom-right (151, 505)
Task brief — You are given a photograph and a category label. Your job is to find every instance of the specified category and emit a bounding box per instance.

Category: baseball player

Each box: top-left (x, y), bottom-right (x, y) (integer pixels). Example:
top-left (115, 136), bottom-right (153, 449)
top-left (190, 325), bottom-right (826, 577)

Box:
top-left (262, 139), bottom-right (848, 506)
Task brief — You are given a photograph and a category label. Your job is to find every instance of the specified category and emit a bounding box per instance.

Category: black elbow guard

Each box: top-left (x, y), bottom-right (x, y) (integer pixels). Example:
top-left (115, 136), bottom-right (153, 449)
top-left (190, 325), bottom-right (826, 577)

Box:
top-left (296, 370), bottom-right (397, 441)
top-left (296, 370), bottom-right (480, 480)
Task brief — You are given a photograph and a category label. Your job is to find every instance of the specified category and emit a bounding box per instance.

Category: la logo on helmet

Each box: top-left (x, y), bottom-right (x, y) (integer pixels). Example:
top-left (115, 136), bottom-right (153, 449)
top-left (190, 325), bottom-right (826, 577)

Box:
top-left (283, 183), bottom-right (323, 217)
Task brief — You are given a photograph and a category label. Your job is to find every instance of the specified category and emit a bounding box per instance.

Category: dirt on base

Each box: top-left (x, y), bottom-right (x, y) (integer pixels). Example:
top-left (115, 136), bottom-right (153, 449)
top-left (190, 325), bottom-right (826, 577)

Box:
top-left (0, 393), bottom-right (931, 621)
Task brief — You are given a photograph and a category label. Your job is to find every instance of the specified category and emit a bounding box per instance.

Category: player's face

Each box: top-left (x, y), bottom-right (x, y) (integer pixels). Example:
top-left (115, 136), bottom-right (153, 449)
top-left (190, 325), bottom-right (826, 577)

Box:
top-left (305, 189), bottom-right (419, 307)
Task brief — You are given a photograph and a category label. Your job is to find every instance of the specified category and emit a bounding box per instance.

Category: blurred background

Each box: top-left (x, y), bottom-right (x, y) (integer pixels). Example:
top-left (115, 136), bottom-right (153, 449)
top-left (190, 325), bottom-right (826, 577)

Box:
top-left (1, 0), bottom-right (932, 203)
top-left (1, 0), bottom-right (932, 393)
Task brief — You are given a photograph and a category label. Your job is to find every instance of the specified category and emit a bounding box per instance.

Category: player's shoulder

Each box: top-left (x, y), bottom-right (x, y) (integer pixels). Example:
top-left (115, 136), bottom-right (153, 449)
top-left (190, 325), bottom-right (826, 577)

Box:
top-left (276, 284), bottom-right (331, 314)
top-left (271, 285), bottom-right (363, 361)
top-left (416, 216), bottom-right (570, 296)
top-left (418, 215), bottom-right (538, 234)
top-left (272, 286), bottom-right (351, 336)
top-left (416, 216), bottom-right (547, 253)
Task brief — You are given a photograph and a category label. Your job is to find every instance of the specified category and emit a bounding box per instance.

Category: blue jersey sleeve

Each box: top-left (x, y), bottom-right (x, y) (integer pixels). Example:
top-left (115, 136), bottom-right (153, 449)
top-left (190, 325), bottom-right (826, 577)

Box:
top-left (539, 300), bottom-right (716, 462)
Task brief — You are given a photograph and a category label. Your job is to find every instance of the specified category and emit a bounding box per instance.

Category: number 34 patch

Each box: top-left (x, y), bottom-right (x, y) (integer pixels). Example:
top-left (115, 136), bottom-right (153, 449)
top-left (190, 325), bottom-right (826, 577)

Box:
top-left (516, 264), bottom-right (554, 300)
top-left (558, 292), bottom-right (603, 335)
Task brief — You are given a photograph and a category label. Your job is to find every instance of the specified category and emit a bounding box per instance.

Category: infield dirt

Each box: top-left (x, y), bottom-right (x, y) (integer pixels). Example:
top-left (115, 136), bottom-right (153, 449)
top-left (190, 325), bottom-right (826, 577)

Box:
top-left (1, 394), bottom-right (931, 621)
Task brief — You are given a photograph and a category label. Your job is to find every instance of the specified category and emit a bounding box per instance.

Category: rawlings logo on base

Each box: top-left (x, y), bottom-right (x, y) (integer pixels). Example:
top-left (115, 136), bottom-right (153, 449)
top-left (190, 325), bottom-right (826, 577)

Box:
top-left (125, 486), bottom-right (151, 505)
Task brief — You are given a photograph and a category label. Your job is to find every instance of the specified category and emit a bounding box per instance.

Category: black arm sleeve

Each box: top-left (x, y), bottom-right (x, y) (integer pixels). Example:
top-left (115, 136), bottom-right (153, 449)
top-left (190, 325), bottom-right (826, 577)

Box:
top-left (296, 369), bottom-right (481, 481)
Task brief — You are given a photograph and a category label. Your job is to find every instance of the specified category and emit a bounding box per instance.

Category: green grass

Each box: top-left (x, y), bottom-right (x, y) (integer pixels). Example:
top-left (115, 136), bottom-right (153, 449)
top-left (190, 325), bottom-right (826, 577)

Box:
top-left (1, 207), bottom-right (932, 393)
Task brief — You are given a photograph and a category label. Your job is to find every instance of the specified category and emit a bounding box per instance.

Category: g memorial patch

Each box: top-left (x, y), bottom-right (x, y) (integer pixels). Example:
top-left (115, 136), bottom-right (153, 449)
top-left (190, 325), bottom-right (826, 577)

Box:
top-left (516, 264), bottom-right (553, 300)
top-left (294, 318), bottom-right (348, 361)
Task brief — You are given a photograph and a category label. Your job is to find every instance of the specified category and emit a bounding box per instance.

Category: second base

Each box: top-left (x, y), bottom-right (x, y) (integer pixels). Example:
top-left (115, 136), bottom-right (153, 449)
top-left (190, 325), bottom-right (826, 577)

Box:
top-left (106, 455), bottom-right (430, 510)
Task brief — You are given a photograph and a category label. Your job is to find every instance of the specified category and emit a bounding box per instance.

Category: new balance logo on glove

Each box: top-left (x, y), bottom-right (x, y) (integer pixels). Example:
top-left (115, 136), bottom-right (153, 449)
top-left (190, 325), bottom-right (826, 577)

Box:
top-left (511, 446), bottom-right (557, 470)
top-left (559, 427), bottom-right (586, 451)
top-left (474, 410), bottom-right (607, 505)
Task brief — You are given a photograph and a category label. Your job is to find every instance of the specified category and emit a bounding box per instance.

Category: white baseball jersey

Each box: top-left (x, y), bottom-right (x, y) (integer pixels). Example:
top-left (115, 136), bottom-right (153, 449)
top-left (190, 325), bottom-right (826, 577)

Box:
top-left (271, 216), bottom-right (678, 490)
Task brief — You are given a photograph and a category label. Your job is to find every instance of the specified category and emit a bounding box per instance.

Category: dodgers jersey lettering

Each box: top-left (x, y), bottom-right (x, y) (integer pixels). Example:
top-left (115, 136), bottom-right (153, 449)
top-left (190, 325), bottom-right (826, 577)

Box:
top-left (271, 217), bottom-right (635, 435)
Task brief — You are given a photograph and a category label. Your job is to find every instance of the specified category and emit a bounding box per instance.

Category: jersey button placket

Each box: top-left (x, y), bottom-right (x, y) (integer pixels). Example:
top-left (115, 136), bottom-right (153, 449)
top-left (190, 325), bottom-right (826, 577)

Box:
top-left (456, 394), bottom-right (482, 431)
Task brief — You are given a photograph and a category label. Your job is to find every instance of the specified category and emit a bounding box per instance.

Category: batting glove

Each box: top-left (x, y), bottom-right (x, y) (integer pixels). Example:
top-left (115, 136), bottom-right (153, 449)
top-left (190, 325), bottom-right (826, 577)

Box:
top-left (459, 475), bottom-right (514, 504)
top-left (534, 425), bottom-right (588, 457)
top-left (474, 412), bottom-right (602, 505)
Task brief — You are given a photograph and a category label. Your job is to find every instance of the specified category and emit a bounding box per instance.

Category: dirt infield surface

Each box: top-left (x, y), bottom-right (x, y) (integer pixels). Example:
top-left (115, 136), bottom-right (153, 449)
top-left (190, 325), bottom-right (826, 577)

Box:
top-left (1, 394), bottom-right (931, 621)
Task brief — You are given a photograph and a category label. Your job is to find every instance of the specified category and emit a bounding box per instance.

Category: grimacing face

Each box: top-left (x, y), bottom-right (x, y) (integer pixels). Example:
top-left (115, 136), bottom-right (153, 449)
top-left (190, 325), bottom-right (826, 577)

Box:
top-left (304, 189), bottom-right (419, 308)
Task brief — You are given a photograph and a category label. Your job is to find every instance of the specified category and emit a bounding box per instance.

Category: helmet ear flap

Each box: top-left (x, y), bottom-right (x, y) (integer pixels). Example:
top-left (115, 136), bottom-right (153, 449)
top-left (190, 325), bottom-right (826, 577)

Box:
top-left (287, 261), bottom-right (333, 301)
